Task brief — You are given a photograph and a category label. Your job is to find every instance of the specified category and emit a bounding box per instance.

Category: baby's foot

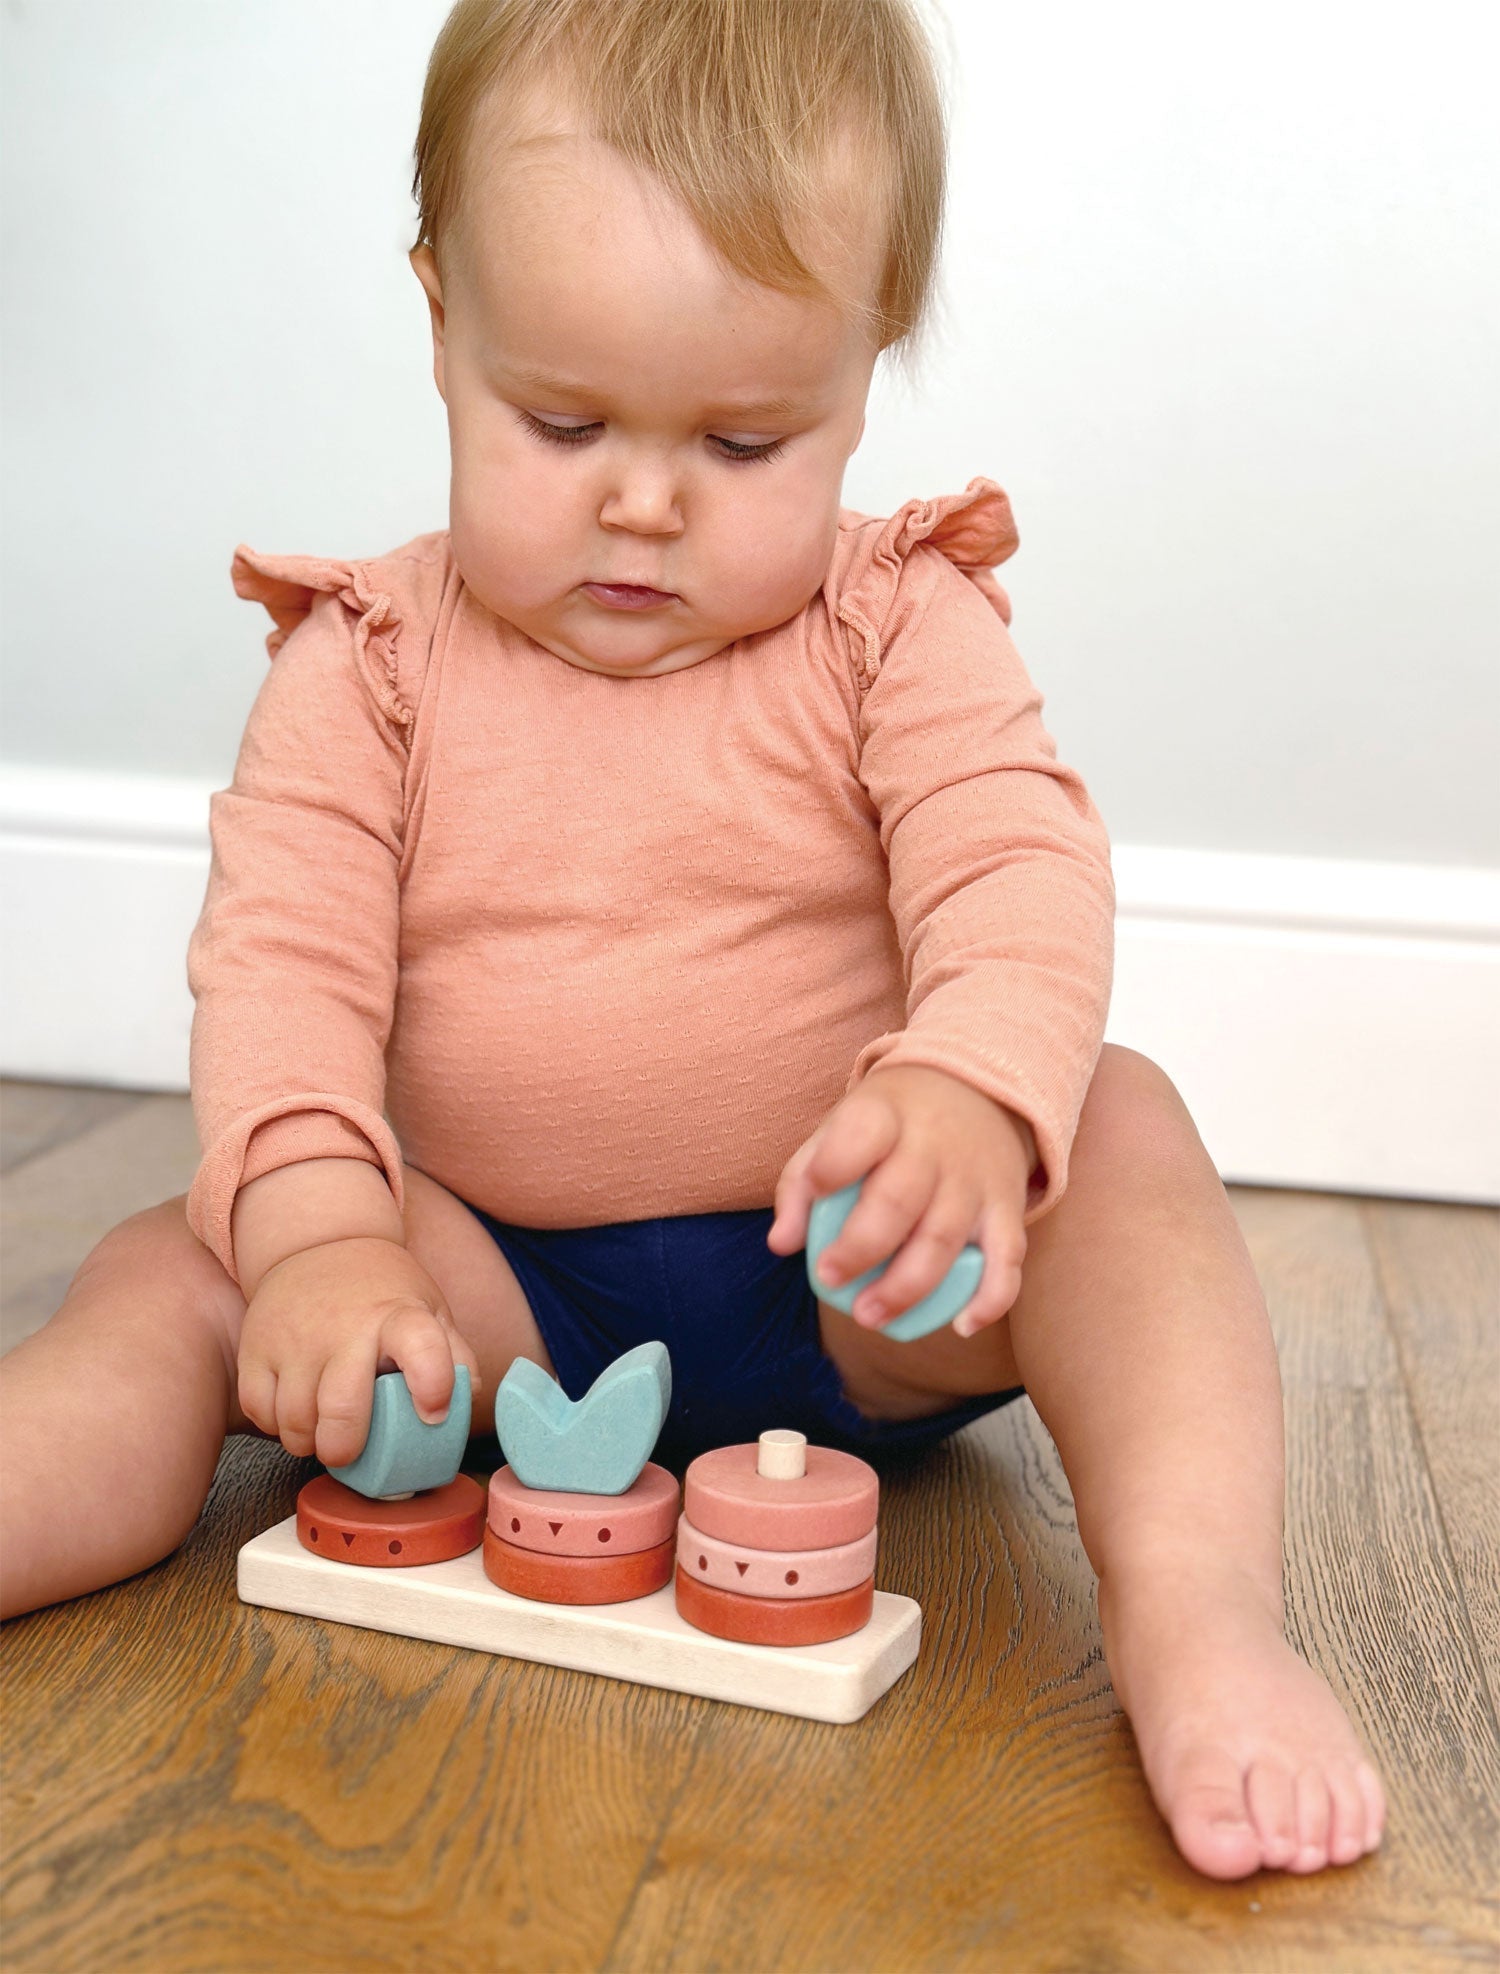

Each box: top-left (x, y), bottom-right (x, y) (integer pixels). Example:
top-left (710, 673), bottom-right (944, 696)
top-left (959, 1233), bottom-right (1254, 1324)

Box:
top-left (1099, 1558), bottom-right (1387, 1880)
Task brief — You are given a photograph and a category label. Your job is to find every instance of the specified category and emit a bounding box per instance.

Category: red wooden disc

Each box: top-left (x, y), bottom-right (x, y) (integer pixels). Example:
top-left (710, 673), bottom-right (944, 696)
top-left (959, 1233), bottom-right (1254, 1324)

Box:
top-left (683, 1442), bottom-right (878, 1550)
top-left (482, 1527), bottom-right (676, 1605)
top-left (673, 1567), bottom-right (875, 1645)
top-left (297, 1473), bottom-right (485, 1567)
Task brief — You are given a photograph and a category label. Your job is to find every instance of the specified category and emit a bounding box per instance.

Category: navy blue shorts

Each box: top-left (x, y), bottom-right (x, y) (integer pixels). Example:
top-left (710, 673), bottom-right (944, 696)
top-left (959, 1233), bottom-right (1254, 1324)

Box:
top-left (464, 1203), bottom-right (1025, 1473)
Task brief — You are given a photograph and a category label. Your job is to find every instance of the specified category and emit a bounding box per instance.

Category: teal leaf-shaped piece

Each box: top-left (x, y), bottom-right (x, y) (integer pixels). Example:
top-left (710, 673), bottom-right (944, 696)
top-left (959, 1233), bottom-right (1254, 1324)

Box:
top-left (494, 1342), bottom-right (671, 1495)
top-left (807, 1182), bottom-right (983, 1341)
top-left (329, 1364), bottom-right (471, 1500)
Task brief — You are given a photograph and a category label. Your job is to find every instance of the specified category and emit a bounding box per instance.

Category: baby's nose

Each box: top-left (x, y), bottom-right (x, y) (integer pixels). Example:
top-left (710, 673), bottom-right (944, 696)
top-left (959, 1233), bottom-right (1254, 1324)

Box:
top-left (599, 467), bottom-right (684, 536)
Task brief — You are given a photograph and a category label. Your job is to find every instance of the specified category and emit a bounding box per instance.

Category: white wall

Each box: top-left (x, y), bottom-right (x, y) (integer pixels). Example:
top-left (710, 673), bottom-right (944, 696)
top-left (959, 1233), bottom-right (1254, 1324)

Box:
top-left (3, 0), bottom-right (1496, 866)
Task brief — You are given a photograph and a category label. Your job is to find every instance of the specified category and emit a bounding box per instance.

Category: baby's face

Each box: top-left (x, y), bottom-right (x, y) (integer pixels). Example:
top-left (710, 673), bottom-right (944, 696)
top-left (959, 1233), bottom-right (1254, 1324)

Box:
top-left (411, 103), bottom-right (880, 677)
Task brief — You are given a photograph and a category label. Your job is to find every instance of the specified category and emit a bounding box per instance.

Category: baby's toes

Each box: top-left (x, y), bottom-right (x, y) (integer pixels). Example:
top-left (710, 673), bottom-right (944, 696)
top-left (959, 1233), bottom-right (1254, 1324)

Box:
top-left (1356, 1760), bottom-right (1387, 1854)
top-left (1291, 1766), bottom-right (1334, 1872)
top-left (1164, 1747), bottom-right (1261, 1881)
top-left (1246, 1759), bottom-right (1299, 1869)
top-left (1326, 1763), bottom-right (1369, 1866)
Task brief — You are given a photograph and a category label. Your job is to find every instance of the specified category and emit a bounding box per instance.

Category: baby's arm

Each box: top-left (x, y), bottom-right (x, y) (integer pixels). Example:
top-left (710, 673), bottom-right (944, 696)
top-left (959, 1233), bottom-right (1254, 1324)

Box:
top-left (774, 524), bottom-right (1114, 1333)
top-left (231, 1159), bottom-right (478, 1469)
top-left (188, 558), bottom-right (470, 1465)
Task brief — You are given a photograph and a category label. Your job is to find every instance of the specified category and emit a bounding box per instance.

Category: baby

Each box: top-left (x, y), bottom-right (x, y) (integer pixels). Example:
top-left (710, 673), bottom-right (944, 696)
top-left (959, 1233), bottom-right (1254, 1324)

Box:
top-left (0, 0), bottom-right (1383, 1879)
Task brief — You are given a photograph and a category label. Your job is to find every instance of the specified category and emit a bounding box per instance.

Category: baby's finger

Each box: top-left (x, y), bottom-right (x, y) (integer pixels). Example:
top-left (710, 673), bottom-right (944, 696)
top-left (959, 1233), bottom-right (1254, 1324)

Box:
top-left (951, 1211), bottom-right (1028, 1338)
top-left (443, 1322), bottom-right (484, 1405)
top-left (815, 1155), bottom-right (937, 1291)
top-left (314, 1341), bottom-right (381, 1469)
top-left (767, 1129), bottom-right (826, 1254)
top-left (237, 1359), bottom-right (279, 1438)
top-left (849, 1188), bottom-right (978, 1328)
top-left (379, 1303), bottom-right (461, 1423)
top-left (274, 1363), bottom-right (323, 1459)
top-left (802, 1090), bottom-right (901, 1202)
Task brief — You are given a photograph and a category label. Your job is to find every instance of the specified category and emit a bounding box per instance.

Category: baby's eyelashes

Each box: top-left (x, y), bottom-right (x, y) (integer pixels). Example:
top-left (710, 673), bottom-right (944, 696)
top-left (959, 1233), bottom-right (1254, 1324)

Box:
top-left (515, 407), bottom-right (787, 465)
top-left (520, 411), bottom-right (598, 447)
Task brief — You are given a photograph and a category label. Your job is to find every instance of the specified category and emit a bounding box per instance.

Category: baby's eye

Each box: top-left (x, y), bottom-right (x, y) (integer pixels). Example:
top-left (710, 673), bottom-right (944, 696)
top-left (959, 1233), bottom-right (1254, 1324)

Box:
top-left (518, 408), bottom-right (786, 465)
top-left (712, 435), bottom-right (787, 465)
top-left (520, 411), bottom-right (599, 448)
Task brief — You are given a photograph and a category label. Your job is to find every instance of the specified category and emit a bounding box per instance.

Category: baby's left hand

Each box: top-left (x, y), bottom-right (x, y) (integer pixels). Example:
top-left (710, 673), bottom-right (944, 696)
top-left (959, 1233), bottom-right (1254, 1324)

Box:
top-left (767, 1064), bottom-right (1037, 1339)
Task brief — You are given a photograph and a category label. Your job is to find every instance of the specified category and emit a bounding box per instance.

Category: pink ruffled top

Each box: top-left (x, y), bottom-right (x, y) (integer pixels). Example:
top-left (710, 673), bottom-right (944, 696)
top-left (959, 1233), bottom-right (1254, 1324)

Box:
top-left (186, 479), bottom-right (1115, 1283)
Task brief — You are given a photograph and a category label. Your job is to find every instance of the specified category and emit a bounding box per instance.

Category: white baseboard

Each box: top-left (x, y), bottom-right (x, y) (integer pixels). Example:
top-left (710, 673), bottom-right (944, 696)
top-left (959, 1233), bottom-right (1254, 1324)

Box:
top-left (1108, 847), bottom-right (1499, 1204)
top-left (3, 766), bottom-right (1496, 1203)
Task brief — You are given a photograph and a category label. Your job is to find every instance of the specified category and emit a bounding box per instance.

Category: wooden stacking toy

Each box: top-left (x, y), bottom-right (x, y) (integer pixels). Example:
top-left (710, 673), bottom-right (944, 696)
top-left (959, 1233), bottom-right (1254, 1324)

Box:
top-left (242, 1341), bottom-right (923, 1723)
top-left (482, 1341), bottom-right (679, 1605)
top-left (296, 1364), bottom-right (484, 1568)
top-left (675, 1430), bottom-right (880, 1645)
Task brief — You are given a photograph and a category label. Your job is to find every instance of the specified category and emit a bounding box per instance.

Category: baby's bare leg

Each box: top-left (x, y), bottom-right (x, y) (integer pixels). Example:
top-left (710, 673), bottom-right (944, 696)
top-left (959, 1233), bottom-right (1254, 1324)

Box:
top-left (0, 1199), bottom-right (244, 1619)
top-left (823, 1044), bottom-right (1385, 1880)
top-left (0, 1171), bottom-right (547, 1620)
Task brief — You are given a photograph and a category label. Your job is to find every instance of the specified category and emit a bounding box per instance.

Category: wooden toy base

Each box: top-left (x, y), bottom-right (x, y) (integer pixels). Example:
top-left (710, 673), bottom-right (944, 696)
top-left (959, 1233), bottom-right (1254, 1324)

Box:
top-left (238, 1514), bottom-right (921, 1724)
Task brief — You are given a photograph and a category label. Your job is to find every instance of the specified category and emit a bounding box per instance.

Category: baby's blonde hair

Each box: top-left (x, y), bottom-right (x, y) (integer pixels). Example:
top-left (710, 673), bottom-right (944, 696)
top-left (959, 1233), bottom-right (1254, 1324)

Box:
top-left (411, 0), bottom-right (948, 359)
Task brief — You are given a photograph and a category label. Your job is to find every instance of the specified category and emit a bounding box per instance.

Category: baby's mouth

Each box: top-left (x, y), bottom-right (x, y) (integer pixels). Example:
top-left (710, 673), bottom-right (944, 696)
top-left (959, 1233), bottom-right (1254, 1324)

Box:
top-left (582, 582), bottom-right (677, 611)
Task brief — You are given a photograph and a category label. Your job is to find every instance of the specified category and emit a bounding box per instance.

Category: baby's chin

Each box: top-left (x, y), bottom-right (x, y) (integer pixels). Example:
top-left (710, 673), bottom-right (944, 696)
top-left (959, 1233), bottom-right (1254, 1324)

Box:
top-left (508, 598), bottom-right (749, 678)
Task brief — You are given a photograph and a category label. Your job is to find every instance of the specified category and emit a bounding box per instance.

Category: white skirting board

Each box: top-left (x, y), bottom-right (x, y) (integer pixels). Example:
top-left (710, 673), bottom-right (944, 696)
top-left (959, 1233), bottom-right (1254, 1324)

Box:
top-left (238, 1516), bottom-right (922, 1725)
top-left (2, 765), bottom-right (1497, 1202)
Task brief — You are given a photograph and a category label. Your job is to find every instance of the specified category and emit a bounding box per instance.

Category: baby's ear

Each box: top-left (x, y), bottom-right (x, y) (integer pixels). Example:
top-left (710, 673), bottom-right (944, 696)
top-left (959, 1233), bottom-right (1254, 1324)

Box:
top-left (409, 246), bottom-right (448, 402)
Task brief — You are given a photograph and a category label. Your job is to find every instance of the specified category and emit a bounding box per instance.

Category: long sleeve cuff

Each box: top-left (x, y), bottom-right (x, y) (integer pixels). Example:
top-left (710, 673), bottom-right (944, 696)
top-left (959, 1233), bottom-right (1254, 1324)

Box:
top-left (186, 1093), bottom-right (406, 1285)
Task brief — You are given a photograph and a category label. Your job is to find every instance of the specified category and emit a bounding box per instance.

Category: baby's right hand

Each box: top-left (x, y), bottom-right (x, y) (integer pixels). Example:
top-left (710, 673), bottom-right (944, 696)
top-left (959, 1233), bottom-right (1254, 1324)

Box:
top-left (237, 1236), bottom-right (479, 1469)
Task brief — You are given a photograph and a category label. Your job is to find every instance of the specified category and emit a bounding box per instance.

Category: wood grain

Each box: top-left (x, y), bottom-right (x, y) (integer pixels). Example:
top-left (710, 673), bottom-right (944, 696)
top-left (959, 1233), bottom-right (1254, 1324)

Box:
top-left (0, 1079), bottom-right (149, 1176)
top-left (3, 1183), bottom-right (1498, 1972)
top-left (1362, 1198), bottom-right (1500, 1711)
top-left (1, 1442), bottom-right (708, 1973)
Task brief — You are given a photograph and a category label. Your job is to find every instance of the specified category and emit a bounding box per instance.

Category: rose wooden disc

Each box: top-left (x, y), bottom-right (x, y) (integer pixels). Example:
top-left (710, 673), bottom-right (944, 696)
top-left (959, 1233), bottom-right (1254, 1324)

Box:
top-left (675, 1513), bottom-right (877, 1599)
top-left (297, 1473), bottom-right (485, 1567)
top-left (673, 1567), bottom-right (875, 1645)
top-left (487, 1462), bottom-right (680, 1556)
top-left (683, 1443), bottom-right (878, 1550)
top-left (482, 1527), bottom-right (676, 1605)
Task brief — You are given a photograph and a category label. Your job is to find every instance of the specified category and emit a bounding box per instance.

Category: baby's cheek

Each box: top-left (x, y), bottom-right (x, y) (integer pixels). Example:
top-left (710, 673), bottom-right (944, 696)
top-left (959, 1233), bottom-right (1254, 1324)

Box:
top-left (449, 477), bottom-right (557, 620)
top-left (710, 499), bottom-right (837, 631)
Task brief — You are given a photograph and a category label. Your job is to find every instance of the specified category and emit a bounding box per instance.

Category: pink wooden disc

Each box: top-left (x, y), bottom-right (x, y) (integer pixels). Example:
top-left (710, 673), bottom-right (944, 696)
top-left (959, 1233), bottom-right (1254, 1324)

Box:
top-left (487, 1461), bottom-right (679, 1556)
top-left (674, 1568), bottom-right (875, 1645)
top-left (683, 1443), bottom-right (878, 1550)
top-left (676, 1513), bottom-right (877, 1599)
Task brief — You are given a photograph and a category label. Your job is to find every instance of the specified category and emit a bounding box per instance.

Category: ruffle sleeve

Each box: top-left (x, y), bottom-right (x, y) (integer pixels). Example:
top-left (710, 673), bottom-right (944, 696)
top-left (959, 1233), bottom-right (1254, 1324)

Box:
top-left (835, 478), bottom-right (1020, 691)
top-left (231, 546), bottom-right (415, 736)
top-left (185, 546), bottom-right (429, 1282)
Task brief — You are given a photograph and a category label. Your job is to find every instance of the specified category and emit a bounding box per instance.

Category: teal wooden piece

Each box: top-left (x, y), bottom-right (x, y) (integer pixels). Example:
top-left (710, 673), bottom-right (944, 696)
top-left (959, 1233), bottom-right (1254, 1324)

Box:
top-left (807, 1182), bottom-right (984, 1341)
top-left (329, 1364), bottom-right (471, 1501)
top-left (494, 1341), bottom-right (671, 1496)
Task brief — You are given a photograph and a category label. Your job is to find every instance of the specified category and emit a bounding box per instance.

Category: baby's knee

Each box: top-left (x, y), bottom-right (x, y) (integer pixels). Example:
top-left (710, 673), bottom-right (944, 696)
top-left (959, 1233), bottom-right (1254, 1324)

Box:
top-left (1077, 1044), bottom-right (1203, 1174)
top-left (66, 1195), bottom-right (243, 1327)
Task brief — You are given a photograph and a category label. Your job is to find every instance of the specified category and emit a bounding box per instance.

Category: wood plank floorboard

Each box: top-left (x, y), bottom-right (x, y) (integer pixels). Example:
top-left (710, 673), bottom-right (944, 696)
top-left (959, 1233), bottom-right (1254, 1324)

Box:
top-left (1361, 1198), bottom-right (1500, 1713)
top-left (2, 1083), bottom-right (1497, 1970)
top-left (0, 1079), bottom-right (151, 1176)
top-left (0, 1081), bottom-right (200, 1355)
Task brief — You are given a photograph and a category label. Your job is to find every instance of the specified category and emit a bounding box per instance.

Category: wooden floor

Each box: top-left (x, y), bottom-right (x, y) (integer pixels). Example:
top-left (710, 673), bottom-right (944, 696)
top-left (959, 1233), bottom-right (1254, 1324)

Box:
top-left (1, 1079), bottom-right (1496, 1972)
